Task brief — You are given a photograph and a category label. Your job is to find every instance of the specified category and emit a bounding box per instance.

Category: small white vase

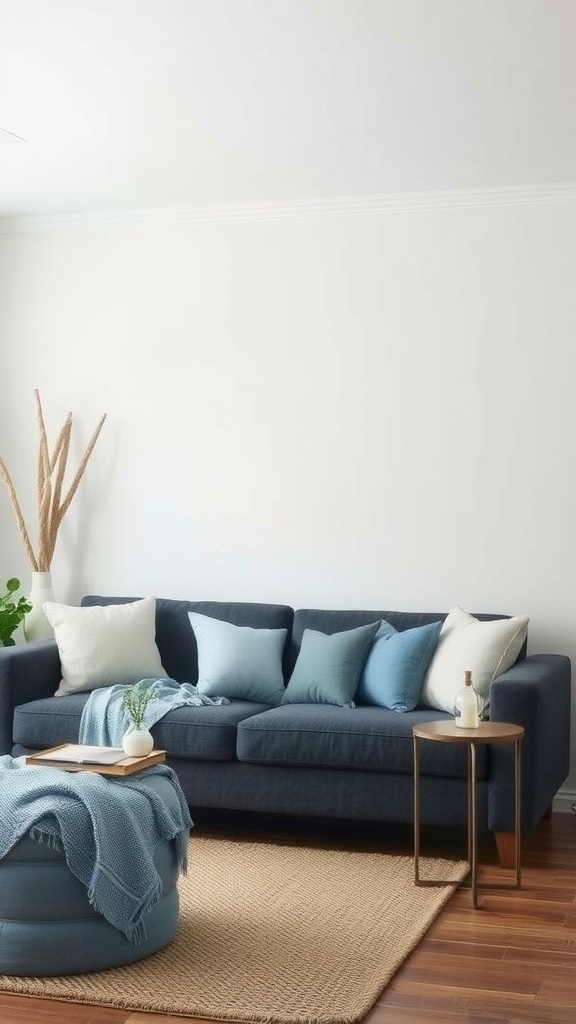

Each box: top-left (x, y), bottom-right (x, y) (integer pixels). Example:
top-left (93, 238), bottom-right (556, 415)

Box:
top-left (122, 727), bottom-right (154, 758)
top-left (23, 571), bottom-right (56, 643)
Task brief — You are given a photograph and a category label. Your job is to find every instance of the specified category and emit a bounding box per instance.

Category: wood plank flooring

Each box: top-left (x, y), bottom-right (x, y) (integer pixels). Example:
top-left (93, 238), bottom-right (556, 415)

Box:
top-left (0, 809), bottom-right (574, 1024)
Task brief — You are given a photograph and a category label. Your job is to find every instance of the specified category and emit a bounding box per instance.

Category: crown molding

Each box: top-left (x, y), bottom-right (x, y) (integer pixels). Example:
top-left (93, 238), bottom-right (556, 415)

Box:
top-left (2, 181), bottom-right (576, 233)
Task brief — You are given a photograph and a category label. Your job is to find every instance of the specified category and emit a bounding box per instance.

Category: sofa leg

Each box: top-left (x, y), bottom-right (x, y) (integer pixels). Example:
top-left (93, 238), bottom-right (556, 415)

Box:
top-left (494, 831), bottom-right (516, 869)
top-left (542, 802), bottom-right (553, 820)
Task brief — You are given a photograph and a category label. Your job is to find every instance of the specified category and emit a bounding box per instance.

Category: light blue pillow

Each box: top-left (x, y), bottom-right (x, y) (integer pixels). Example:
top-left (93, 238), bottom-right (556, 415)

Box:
top-left (188, 612), bottom-right (287, 705)
top-left (281, 621), bottom-right (381, 708)
top-left (356, 619), bottom-right (442, 712)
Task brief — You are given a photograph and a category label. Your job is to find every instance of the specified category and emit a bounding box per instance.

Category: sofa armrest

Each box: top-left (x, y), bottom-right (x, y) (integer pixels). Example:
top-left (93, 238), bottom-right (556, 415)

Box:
top-left (487, 654), bottom-right (571, 831)
top-left (0, 641), bottom-right (61, 754)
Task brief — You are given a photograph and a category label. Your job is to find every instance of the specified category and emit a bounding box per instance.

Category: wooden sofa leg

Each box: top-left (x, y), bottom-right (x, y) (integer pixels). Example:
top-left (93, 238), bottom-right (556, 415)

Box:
top-left (494, 831), bottom-right (516, 869)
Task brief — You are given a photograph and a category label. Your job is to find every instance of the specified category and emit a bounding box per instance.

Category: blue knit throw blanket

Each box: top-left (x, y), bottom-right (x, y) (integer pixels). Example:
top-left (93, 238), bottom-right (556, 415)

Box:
top-left (79, 676), bottom-right (229, 746)
top-left (0, 756), bottom-right (192, 944)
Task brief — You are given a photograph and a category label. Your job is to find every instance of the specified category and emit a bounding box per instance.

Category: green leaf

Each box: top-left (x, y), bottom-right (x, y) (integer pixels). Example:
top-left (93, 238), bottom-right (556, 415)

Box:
top-left (0, 577), bottom-right (30, 644)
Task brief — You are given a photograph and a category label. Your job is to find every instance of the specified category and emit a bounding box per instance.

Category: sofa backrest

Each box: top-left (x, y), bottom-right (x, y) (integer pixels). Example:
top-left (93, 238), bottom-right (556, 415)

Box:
top-left (80, 596), bottom-right (527, 686)
top-left (289, 608), bottom-right (526, 675)
top-left (81, 596), bottom-right (294, 683)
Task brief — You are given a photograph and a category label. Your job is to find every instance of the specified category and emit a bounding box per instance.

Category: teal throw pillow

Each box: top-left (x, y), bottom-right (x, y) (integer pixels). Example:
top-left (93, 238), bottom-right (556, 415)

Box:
top-left (188, 612), bottom-right (287, 705)
top-left (282, 621), bottom-right (381, 708)
top-left (356, 619), bottom-right (442, 712)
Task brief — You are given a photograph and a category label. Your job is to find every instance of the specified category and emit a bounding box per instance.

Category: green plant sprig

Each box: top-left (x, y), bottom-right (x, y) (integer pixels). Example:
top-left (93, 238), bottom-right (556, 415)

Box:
top-left (121, 684), bottom-right (160, 730)
top-left (0, 577), bottom-right (32, 647)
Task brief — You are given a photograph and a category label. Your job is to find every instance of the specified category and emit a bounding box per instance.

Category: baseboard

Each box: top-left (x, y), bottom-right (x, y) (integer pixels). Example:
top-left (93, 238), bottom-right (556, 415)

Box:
top-left (553, 789), bottom-right (576, 814)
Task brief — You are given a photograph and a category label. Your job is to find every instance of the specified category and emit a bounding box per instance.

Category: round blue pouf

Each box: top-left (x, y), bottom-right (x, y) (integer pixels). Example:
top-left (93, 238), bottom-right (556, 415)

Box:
top-left (0, 778), bottom-right (182, 976)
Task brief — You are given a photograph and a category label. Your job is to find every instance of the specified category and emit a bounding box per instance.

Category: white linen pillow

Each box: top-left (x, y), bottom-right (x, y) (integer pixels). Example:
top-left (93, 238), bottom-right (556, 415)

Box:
top-left (45, 596), bottom-right (167, 696)
top-left (420, 605), bottom-right (529, 714)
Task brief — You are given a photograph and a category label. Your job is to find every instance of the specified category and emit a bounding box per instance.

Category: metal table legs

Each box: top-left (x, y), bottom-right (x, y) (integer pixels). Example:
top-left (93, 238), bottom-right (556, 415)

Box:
top-left (413, 732), bottom-right (522, 908)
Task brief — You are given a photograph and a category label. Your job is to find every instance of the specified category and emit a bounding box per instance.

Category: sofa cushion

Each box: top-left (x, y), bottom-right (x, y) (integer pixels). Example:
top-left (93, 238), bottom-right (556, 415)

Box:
top-left (188, 612), bottom-right (287, 704)
top-left (81, 596), bottom-right (294, 684)
top-left (45, 597), bottom-right (167, 696)
top-left (421, 605), bottom-right (529, 714)
top-left (13, 694), bottom-right (91, 749)
top-left (13, 696), bottom-right (271, 762)
top-left (150, 701), bottom-right (274, 760)
top-left (356, 620), bottom-right (442, 712)
top-left (281, 622), bottom-right (380, 708)
top-left (237, 704), bottom-right (488, 779)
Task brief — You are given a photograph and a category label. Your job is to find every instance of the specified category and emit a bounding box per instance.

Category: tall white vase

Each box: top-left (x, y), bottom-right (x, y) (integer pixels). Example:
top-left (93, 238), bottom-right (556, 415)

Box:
top-left (23, 571), bottom-right (56, 642)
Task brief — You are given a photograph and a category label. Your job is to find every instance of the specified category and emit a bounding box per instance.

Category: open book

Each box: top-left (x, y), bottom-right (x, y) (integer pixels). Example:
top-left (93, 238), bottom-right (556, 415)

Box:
top-left (30, 744), bottom-right (127, 765)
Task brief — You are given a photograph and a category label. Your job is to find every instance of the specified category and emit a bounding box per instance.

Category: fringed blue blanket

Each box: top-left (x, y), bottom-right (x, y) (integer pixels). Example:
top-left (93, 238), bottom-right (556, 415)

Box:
top-left (79, 676), bottom-right (229, 747)
top-left (0, 756), bottom-right (192, 944)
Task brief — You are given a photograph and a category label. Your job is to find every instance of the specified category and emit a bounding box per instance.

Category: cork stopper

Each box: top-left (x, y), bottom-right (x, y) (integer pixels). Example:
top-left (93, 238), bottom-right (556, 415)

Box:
top-left (464, 670), bottom-right (472, 686)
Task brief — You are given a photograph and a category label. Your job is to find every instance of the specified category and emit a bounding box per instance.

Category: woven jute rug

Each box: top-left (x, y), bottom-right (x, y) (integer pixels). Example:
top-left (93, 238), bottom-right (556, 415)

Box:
top-left (0, 835), bottom-right (467, 1024)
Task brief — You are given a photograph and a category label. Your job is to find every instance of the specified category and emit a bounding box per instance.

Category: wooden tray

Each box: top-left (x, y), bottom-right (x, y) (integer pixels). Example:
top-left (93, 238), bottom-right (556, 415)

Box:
top-left (25, 743), bottom-right (166, 776)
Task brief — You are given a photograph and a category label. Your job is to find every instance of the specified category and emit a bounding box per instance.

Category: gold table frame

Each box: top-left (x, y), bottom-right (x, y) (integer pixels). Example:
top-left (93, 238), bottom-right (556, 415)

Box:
top-left (413, 720), bottom-right (524, 908)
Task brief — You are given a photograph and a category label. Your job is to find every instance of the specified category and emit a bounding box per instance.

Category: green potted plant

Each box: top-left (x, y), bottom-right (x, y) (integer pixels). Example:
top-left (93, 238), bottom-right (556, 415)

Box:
top-left (0, 577), bottom-right (32, 647)
top-left (121, 683), bottom-right (160, 757)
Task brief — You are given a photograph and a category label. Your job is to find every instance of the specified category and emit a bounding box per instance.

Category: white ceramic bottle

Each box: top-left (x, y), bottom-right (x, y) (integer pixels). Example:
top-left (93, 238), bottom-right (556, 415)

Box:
top-left (454, 670), bottom-right (481, 729)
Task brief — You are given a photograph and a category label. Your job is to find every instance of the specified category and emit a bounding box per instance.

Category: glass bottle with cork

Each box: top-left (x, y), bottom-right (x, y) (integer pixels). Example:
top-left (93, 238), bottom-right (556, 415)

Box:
top-left (454, 669), bottom-right (483, 728)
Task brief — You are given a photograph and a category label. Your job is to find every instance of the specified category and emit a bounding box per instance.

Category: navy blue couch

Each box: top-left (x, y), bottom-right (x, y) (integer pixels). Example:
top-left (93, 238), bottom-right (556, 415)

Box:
top-left (0, 596), bottom-right (571, 867)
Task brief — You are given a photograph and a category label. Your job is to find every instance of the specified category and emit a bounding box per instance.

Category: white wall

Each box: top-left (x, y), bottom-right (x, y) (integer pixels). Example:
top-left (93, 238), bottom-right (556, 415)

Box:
top-left (3, 0), bottom-right (576, 213)
top-left (1, 194), bottom-right (575, 789)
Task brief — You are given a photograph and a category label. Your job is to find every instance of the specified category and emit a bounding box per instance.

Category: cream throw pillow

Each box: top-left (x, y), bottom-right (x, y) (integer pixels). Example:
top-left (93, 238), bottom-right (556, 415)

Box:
top-left (420, 605), bottom-right (529, 714)
top-left (45, 596), bottom-right (167, 696)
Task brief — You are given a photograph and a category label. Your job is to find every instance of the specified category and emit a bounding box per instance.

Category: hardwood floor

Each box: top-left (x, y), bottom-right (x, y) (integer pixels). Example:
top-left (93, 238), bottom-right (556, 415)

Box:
top-left (1, 810), bottom-right (574, 1024)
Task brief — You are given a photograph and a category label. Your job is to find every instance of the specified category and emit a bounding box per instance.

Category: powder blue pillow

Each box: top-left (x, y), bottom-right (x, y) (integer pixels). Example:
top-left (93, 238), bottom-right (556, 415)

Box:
top-left (188, 612), bottom-right (287, 705)
top-left (356, 619), bottom-right (442, 712)
top-left (282, 621), bottom-right (381, 708)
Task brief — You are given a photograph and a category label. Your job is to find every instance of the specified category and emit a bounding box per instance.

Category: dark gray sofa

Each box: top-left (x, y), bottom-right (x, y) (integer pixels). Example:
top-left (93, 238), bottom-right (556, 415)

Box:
top-left (0, 596), bottom-right (571, 867)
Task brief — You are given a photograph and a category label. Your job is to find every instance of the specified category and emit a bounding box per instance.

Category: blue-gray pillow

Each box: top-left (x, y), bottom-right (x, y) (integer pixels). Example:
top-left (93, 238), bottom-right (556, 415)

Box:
top-left (356, 619), bottom-right (442, 712)
top-left (188, 612), bottom-right (287, 705)
top-left (281, 621), bottom-right (380, 708)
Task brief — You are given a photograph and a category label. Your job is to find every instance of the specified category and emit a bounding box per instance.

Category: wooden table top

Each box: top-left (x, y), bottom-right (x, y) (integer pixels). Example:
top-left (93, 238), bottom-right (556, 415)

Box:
top-left (412, 720), bottom-right (525, 744)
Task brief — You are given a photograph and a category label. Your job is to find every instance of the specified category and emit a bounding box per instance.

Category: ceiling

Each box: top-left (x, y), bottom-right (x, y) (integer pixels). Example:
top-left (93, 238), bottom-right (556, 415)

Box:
top-left (1, 0), bottom-right (576, 219)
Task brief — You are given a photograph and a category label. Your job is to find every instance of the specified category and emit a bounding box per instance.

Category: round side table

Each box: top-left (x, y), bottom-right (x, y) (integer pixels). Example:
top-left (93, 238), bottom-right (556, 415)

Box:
top-left (412, 720), bottom-right (524, 908)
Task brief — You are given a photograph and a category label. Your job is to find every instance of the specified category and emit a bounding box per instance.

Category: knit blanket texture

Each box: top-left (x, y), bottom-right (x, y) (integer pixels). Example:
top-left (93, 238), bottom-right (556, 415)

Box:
top-left (79, 676), bottom-right (229, 746)
top-left (0, 756), bottom-right (192, 944)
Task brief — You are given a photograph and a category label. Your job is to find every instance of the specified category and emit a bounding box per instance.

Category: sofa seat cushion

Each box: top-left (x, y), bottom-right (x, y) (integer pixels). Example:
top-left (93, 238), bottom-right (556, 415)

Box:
top-left (149, 701), bottom-right (273, 760)
top-left (13, 695), bottom-right (91, 750)
top-left (13, 696), bottom-right (271, 762)
top-left (236, 705), bottom-right (488, 779)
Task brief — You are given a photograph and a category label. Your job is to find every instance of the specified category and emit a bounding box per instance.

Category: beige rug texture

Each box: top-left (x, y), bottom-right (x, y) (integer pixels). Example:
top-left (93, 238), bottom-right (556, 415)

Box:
top-left (0, 835), bottom-right (467, 1024)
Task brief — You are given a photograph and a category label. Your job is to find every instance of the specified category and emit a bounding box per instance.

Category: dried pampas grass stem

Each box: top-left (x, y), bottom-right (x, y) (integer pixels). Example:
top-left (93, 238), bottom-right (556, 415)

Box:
top-left (0, 390), bottom-right (106, 572)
